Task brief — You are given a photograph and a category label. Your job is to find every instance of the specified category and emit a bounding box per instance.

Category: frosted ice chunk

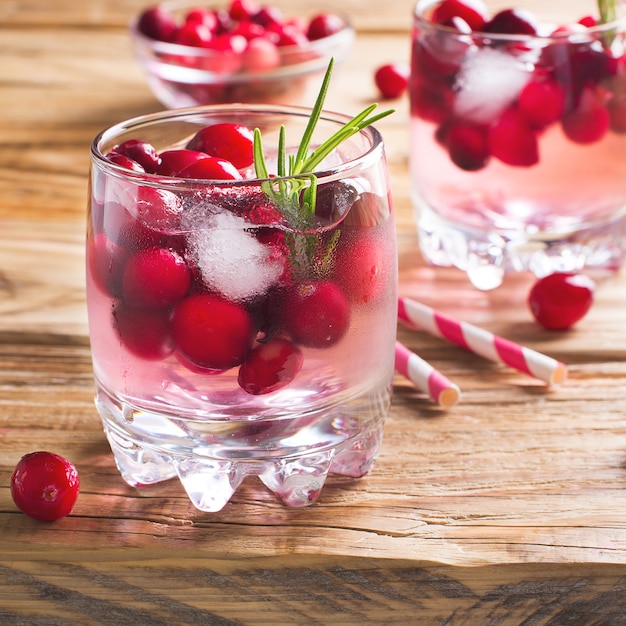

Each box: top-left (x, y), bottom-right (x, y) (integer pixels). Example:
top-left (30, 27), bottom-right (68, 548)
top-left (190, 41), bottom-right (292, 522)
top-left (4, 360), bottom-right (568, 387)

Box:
top-left (454, 47), bottom-right (531, 124)
top-left (186, 211), bottom-right (283, 301)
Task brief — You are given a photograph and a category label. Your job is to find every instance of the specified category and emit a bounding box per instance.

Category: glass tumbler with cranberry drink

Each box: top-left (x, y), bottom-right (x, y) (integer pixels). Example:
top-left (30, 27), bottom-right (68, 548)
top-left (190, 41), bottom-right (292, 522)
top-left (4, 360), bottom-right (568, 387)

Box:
top-left (410, 0), bottom-right (626, 289)
top-left (86, 78), bottom-right (397, 511)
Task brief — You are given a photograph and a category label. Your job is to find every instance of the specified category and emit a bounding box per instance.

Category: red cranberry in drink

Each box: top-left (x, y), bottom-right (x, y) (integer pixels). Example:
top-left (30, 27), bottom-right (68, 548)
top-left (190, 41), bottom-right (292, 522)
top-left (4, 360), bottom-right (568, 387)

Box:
top-left (430, 0), bottom-right (488, 31)
top-left (528, 272), bottom-right (595, 330)
top-left (335, 232), bottom-right (387, 304)
top-left (186, 123), bottom-right (255, 169)
top-left (561, 88), bottom-right (610, 145)
top-left (157, 149), bottom-right (211, 176)
top-left (238, 337), bottom-right (303, 394)
top-left (11, 451), bottom-right (80, 522)
top-left (608, 96), bottom-right (626, 133)
top-left (114, 139), bottom-right (161, 173)
top-left (282, 281), bottom-right (350, 348)
top-left (444, 121), bottom-right (490, 171)
top-left (172, 294), bottom-right (255, 370)
top-left (307, 13), bottom-right (345, 40)
top-left (483, 8), bottom-right (538, 35)
top-left (177, 156), bottom-right (242, 180)
top-left (122, 246), bottom-right (191, 309)
top-left (87, 232), bottom-right (129, 297)
top-left (106, 152), bottom-right (145, 172)
top-left (518, 78), bottom-right (566, 129)
top-left (488, 108), bottom-right (539, 167)
top-left (113, 303), bottom-right (175, 360)
top-left (374, 63), bottom-right (410, 99)
top-left (410, 80), bottom-right (454, 123)
top-left (137, 5), bottom-right (178, 42)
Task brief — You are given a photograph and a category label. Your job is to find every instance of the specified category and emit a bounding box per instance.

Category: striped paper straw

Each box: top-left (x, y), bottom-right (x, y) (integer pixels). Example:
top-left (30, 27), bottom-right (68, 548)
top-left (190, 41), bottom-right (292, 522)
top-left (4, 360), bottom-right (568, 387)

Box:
top-left (398, 297), bottom-right (568, 386)
top-left (395, 341), bottom-right (461, 408)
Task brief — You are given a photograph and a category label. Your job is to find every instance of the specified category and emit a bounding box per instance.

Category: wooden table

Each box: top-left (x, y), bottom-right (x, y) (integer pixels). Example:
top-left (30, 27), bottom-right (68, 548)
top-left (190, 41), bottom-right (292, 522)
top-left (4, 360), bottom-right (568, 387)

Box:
top-left (1, 1), bottom-right (625, 623)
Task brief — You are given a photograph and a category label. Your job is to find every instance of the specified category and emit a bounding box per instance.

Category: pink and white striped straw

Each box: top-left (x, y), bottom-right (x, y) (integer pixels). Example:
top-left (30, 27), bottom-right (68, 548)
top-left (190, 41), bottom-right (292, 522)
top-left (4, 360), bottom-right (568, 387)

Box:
top-left (395, 341), bottom-right (461, 408)
top-left (398, 297), bottom-right (567, 386)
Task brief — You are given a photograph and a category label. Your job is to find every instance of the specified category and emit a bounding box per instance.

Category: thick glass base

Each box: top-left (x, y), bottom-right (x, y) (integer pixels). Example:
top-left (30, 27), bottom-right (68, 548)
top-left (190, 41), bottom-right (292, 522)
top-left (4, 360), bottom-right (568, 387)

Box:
top-left (95, 384), bottom-right (387, 512)
top-left (416, 202), bottom-right (626, 290)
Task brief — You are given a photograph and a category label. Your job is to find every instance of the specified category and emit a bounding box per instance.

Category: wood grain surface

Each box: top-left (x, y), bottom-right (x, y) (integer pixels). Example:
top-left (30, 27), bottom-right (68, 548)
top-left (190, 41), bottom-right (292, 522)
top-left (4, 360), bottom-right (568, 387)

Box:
top-left (1, 0), bottom-right (625, 623)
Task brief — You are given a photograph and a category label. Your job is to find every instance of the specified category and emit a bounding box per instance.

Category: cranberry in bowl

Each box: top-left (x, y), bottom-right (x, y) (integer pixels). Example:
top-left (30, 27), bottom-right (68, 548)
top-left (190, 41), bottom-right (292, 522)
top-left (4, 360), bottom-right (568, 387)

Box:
top-left (131, 0), bottom-right (355, 108)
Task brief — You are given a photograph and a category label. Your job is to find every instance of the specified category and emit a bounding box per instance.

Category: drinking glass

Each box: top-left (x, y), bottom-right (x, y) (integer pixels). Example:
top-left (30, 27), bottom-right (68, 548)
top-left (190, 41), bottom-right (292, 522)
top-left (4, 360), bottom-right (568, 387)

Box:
top-left (410, 0), bottom-right (626, 289)
top-left (86, 105), bottom-right (397, 511)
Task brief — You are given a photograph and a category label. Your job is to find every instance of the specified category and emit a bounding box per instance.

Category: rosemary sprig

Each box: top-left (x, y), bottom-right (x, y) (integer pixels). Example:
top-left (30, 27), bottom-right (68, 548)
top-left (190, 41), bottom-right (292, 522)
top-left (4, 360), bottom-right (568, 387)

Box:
top-left (598, 0), bottom-right (617, 24)
top-left (253, 58), bottom-right (394, 225)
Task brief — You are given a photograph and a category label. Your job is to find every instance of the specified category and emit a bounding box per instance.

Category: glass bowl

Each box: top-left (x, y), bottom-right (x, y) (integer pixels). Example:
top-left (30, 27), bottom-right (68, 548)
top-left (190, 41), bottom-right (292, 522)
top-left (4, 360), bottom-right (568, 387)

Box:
top-left (130, 1), bottom-right (355, 108)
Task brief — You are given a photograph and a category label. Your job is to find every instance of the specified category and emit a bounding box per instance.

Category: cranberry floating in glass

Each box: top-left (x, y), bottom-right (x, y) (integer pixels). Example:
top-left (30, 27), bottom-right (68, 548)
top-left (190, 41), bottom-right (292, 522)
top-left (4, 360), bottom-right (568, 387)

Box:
top-left (410, 0), bottom-right (626, 289)
top-left (86, 104), bottom-right (397, 511)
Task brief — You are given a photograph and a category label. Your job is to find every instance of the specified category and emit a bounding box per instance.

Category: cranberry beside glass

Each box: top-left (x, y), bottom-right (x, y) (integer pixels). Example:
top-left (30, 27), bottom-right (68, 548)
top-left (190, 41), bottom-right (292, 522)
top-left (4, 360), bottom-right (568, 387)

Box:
top-left (410, 0), bottom-right (626, 289)
top-left (86, 105), bottom-right (397, 511)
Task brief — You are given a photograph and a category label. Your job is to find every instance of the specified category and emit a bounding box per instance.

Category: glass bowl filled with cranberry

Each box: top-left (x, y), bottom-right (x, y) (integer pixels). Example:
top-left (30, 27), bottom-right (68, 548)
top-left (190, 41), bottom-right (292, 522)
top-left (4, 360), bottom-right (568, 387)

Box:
top-left (131, 0), bottom-right (355, 108)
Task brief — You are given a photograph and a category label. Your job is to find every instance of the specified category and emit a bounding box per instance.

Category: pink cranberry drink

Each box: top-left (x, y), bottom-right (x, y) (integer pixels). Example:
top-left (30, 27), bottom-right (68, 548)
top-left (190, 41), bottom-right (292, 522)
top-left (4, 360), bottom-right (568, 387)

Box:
top-left (87, 103), bottom-right (397, 511)
top-left (411, 0), bottom-right (626, 289)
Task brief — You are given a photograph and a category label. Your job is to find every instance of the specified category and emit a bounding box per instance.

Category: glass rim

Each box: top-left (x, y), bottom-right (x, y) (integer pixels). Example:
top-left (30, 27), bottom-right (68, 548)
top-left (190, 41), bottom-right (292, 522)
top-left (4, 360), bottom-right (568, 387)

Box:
top-left (90, 103), bottom-right (385, 188)
top-left (413, 0), bottom-right (626, 41)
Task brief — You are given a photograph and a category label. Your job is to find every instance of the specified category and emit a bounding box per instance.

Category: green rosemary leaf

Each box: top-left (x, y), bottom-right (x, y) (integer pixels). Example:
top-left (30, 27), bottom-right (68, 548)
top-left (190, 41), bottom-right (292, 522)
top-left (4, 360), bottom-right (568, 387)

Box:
top-left (599, 0), bottom-right (617, 24)
top-left (294, 58), bottom-right (335, 168)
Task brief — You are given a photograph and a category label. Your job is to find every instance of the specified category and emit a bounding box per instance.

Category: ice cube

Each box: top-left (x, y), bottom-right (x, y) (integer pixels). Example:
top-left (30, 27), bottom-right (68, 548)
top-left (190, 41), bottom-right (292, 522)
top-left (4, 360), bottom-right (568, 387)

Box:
top-left (187, 211), bottom-right (283, 301)
top-left (454, 47), bottom-right (531, 124)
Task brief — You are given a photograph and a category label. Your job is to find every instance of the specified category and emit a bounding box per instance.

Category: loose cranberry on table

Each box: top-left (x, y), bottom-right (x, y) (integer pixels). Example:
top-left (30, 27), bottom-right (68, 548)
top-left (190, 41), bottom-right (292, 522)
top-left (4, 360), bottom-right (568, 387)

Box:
top-left (528, 272), bottom-right (596, 330)
top-left (374, 63), bottom-right (410, 99)
top-left (11, 451), bottom-right (80, 521)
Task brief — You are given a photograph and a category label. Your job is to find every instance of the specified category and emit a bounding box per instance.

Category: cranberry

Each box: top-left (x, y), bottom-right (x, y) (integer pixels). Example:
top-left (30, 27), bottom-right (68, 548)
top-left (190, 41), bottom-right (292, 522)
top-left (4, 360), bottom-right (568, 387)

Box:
top-left (483, 9), bottom-right (538, 35)
top-left (410, 80), bottom-right (454, 123)
top-left (307, 13), bottom-right (345, 40)
top-left (122, 247), bottom-right (191, 308)
top-left (430, 0), bottom-right (488, 31)
top-left (186, 123), bottom-right (255, 169)
top-left (175, 21), bottom-right (214, 47)
top-left (444, 121), bottom-right (490, 171)
top-left (87, 232), bottom-right (128, 297)
top-left (229, 0), bottom-right (259, 21)
top-left (114, 139), bottom-right (161, 173)
top-left (561, 88), bottom-right (610, 144)
top-left (113, 303), bottom-right (174, 360)
top-left (518, 78), bottom-right (566, 128)
top-left (11, 451), bottom-right (79, 521)
top-left (178, 156), bottom-right (242, 180)
top-left (172, 294), bottom-right (255, 370)
top-left (242, 37), bottom-right (281, 72)
top-left (238, 337), bottom-right (303, 394)
top-left (137, 5), bottom-right (178, 42)
top-left (335, 232), bottom-right (387, 304)
top-left (282, 281), bottom-right (350, 348)
top-left (185, 7), bottom-right (219, 31)
top-left (488, 108), bottom-right (539, 167)
top-left (157, 149), bottom-right (210, 176)
top-left (608, 96), bottom-right (626, 133)
top-left (106, 152), bottom-right (145, 172)
top-left (528, 272), bottom-right (595, 330)
top-left (374, 63), bottom-right (410, 99)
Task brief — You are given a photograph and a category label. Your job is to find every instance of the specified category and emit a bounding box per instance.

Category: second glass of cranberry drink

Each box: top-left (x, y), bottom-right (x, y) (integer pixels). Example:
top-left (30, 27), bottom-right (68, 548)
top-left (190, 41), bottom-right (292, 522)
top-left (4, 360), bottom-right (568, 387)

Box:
top-left (411, 0), bottom-right (626, 289)
top-left (86, 67), bottom-right (397, 512)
